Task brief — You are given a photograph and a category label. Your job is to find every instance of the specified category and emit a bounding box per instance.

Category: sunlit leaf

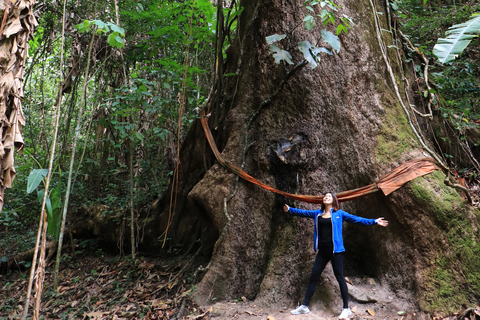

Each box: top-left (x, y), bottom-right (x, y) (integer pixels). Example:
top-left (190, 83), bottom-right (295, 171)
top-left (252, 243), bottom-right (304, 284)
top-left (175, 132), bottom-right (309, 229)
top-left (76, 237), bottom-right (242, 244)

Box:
top-left (321, 30), bottom-right (340, 53)
top-left (269, 44), bottom-right (294, 65)
top-left (27, 169), bottom-right (48, 193)
top-left (304, 14), bottom-right (315, 30)
top-left (433, 13), bottom-right (480, 64)
top-left (298, 41), bottom-right (318, 68)
top-left (266, 34), bottom-right (287, 44)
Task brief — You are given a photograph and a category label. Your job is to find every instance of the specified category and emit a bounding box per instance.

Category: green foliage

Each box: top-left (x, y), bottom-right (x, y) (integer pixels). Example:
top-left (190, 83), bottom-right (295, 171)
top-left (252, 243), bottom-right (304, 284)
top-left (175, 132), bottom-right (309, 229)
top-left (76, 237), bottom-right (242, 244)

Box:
top-left (26, 170), bottom-right (63, 240)
top-left (27, 169), bottom-right (48, 193)
top-left (75, 20), bottom-right (126, 48)
top-left (266, 0), bottom-right (346, 68)
top-left (397, 1), bottom-right (480, 146)
top-left (433, 13), bottom-right (480, 63)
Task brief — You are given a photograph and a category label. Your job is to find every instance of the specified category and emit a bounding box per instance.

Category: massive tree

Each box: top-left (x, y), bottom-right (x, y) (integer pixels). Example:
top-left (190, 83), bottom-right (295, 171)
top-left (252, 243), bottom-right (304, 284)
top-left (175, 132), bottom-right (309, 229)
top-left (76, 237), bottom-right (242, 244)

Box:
top-left (149, 0), bottom-right (480, 314)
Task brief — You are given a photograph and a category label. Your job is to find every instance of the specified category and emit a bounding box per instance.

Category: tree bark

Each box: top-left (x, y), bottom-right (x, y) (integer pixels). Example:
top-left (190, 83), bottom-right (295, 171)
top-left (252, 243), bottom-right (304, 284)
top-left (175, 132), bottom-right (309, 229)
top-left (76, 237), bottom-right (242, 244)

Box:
top-left (149, 0), bottom-right (480, 313)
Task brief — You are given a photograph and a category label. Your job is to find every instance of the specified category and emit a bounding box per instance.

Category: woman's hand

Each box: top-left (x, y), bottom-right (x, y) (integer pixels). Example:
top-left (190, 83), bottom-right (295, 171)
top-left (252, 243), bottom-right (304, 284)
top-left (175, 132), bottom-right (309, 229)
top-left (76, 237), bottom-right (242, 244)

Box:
top-left (283, 204), bottom-right (290, 212)
top-left (375, 217), bottom-right (388, 227)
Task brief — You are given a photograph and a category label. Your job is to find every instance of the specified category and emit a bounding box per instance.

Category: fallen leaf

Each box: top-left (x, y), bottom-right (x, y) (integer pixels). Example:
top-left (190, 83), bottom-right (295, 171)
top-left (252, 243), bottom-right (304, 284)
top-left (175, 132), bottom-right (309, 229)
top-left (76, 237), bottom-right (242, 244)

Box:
top-left (84, 311), bottom-right (106, 319)
top-left (267, 316), bottom-right (275, 320)
top-left (367, 309), bottom-right (375, 316)
top-left (241, 296), bottom-right (247, 302)
top-left (351, 306), bottom-right (357, 313)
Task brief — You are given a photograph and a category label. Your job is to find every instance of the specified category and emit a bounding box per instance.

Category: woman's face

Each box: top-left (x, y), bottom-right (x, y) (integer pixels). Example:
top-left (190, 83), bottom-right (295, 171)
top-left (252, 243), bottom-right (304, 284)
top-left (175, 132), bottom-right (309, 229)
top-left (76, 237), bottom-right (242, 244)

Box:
top-left (323, 193), bottom-right (333, 205)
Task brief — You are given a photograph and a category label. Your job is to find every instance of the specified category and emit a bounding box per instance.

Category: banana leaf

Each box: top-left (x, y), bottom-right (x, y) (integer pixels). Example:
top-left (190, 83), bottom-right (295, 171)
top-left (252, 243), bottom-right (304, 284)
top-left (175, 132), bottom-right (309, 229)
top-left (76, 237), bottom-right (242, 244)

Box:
top-left (433, 13), bottom-right (480, 64)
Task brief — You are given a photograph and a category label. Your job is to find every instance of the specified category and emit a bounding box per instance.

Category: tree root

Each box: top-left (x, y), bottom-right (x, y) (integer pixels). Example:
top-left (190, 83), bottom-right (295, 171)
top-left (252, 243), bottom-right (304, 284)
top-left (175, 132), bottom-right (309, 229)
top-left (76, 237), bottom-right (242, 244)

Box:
top-left (444, 172), bottom-right (473, 205)
top-left (1, 241), bottom-right (57, 273)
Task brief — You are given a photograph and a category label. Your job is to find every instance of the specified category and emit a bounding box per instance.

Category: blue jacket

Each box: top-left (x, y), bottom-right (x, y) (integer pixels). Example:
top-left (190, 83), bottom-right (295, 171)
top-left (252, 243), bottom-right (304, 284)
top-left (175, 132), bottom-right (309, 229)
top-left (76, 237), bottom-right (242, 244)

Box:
top-left (287, 207), bottom-right (377, 253)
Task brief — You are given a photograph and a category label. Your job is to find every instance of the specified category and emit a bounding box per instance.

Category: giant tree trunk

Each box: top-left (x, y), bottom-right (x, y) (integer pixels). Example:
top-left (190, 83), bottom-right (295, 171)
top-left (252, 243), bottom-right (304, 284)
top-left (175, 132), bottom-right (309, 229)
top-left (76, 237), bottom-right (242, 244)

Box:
top-left (149, 0), bottom-right (480, 314)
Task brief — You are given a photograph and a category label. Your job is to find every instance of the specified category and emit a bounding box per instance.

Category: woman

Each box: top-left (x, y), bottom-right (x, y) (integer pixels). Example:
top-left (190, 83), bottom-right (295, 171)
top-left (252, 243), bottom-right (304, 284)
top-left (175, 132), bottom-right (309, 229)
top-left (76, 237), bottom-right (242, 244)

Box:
top-left (284, 192), bottom-right (388, 319)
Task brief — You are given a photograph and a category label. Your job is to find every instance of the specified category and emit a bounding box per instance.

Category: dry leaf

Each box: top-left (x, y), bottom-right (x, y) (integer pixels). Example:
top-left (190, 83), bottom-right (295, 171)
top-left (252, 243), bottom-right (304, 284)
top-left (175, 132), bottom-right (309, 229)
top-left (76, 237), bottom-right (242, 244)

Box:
top-left (351, 306), bottom-right (357, 313)
top-left (84, 311), bottom-right (106, 320)
top-left (267, 316), bottom-right (275, 320)
top-left (241, 296), bottom-right (247, 302)
top-left (367, 308), bottom-right (375, 316)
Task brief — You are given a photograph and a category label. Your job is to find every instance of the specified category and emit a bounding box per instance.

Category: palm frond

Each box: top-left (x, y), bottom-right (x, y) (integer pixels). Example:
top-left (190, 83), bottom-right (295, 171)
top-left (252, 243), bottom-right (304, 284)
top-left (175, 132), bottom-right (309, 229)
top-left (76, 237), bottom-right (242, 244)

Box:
top-left (433, 13), bottom-right (480, 64)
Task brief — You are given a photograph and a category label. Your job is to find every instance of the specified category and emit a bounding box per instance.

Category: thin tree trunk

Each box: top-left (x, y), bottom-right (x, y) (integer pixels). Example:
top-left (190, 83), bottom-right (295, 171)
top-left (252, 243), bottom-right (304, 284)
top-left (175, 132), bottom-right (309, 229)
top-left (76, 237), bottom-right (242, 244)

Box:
top-left (53, 32), bottom-right (95, 289)
top-left (21, 0), bottom-right (66, 317)
top-left (130, 142), bottom-right (135, 259)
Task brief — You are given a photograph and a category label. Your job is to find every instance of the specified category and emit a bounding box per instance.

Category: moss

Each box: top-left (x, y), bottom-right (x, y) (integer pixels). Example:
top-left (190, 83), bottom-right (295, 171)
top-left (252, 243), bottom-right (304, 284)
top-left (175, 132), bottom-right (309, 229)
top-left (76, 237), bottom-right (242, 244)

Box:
top-left (409, 172), bottom-right (480, 313)
top-left (375, 102), bottom-right (416, 164)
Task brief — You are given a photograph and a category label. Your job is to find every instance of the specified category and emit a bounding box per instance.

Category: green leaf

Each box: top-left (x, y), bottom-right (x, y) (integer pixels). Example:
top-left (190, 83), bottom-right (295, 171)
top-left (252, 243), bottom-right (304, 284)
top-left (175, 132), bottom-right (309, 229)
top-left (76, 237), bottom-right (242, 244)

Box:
top-left (109, 23), bottom-right (125, 36)
top-left (433, 13), bottom-right (480, 64)
top-left (311, 46), bottom-right (332, 55)
top-left (269, 44), bottom-right (294, 65)
top-left (303, 15), bottom-right (315, 30)
top-left (93, 20), bottom-right (108, 32)
top-left (49, 184), bottom-right (62, 240)
top-left (336, 24), bottom-right (347, 35)
top-left (107, 33), bottom-right (125, 49)
top-left (27, 169), bottom-right (48, 193)
top-left (37, 190), bottom-right (52, 217)
top-left (321, 30), bottom-right (340, 53)
top-left (50, 183), bottom-right (62, 212)
top-left (74, 20), bottom-right (91, 33)
top-left (266, 34), bottom-right (287, 44)
top-left (298, 41), bottom-right (318, 68)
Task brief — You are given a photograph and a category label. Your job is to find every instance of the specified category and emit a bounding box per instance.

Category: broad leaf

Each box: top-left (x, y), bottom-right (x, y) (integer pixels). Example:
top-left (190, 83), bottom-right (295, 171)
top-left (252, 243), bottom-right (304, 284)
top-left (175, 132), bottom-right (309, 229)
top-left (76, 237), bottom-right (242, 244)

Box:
top-left (298, 41), bottom-right (332, 69)
top-left (303, 15), bottom-right (315, 30)
top-left (27, 169), bottom-right (48, 193)
top-left (433, 13), bottom-right (480, 64)
top-left (108, 32), bottom-right (125, 49)
top-left (321, 30), bottom-right (340, 53)
top-left (298, 41), bottom-right (318, 68)
top-left (311, 47), bottom-right (332, 56)
top-left (37, 190), bottom-right (52, 217)
top-left (108, 23), bottom-right (125, 36)
top-left (266, 34), bottom-right (287, 44)
top-left (49, 183), bottom-right (62, 240)
top-left (269, 44), bottom-right (294, 65)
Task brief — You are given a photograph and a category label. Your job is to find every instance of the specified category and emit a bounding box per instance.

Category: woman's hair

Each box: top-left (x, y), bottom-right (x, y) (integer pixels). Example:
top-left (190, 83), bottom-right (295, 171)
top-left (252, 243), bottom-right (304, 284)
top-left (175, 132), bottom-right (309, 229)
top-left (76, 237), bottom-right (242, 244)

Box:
top-left (321, 192), bottom-right (340, 212)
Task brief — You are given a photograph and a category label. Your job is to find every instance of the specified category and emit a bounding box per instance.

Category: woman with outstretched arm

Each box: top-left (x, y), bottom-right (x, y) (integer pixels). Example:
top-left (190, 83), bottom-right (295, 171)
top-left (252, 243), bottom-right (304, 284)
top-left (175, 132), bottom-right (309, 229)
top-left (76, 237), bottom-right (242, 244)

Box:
top-left (284, 192), bottom-right (388, 319)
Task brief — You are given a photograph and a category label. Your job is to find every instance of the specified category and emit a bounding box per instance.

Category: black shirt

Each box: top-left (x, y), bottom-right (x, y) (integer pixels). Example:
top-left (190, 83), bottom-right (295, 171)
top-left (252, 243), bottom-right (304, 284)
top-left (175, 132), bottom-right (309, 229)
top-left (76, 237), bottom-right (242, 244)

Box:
top-left (317, 216), bottom-right (333, 243)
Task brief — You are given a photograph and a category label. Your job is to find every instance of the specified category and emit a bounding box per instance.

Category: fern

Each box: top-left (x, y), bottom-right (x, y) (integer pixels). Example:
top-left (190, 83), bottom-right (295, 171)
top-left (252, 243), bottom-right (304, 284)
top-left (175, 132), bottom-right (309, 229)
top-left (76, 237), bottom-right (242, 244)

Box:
top-left (433, 13), bottom-right (480, 64)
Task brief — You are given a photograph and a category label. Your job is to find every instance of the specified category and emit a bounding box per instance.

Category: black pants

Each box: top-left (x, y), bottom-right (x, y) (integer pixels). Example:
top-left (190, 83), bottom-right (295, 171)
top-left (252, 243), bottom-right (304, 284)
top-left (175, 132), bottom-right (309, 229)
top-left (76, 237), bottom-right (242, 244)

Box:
top-left (302, 242), bottom-right (349, 308)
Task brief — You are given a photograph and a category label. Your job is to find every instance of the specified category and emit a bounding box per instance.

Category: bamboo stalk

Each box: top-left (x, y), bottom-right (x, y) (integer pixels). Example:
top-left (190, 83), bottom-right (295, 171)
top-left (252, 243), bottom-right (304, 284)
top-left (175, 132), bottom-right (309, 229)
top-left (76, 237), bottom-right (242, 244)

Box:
top-left (53, 31), bottom-right (95, 289)
top-left (21, 0), bottom-right (67, 317)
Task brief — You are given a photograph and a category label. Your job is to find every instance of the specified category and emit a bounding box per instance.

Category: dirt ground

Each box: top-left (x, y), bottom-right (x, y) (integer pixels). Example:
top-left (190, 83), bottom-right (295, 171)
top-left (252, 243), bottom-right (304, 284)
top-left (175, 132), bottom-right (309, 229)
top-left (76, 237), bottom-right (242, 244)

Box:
top-left (206, 301), bottom-right (429, 320)
top-left (204, 279), bottom-right (434, 320)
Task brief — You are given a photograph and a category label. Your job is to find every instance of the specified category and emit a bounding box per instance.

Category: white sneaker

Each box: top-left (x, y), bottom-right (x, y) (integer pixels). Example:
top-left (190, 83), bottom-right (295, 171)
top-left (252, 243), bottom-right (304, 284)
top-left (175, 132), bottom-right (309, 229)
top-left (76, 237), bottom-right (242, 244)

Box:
top-left (290, 305), bottom-right (310, 315)
top-left (339, 308), bottom-right (352, 319)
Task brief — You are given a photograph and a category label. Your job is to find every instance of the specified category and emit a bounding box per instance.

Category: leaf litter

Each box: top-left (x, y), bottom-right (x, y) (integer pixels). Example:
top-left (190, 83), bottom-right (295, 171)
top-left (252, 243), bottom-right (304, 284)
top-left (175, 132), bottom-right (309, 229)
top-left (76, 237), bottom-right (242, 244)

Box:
top-left (0, 251), bottom-right (209, 319)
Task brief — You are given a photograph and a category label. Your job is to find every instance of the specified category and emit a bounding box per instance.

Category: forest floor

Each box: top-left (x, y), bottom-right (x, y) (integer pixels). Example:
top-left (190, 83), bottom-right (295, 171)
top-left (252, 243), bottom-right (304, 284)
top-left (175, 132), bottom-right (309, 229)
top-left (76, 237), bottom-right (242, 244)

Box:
top-left (0, 236), bottom-right (473, 320)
